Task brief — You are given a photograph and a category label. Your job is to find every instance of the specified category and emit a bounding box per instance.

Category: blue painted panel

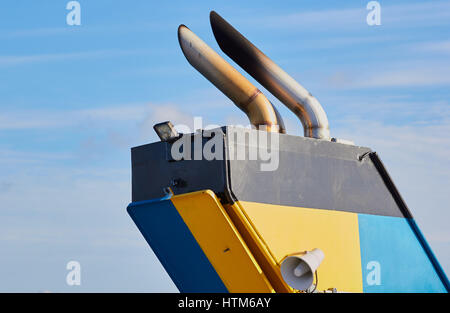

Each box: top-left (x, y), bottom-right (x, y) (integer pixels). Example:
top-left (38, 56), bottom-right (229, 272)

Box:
top-left (358, 214), bottom-right (447, 293)
top-left (127, 199), bottom-right (228, 293)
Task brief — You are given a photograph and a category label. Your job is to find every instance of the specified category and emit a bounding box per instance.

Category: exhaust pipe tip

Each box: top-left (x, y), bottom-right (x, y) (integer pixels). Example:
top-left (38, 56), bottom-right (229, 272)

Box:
top-left (177, 23), bottom-right (285, 134)
top-left (210, 11), bottom-right (330, 140)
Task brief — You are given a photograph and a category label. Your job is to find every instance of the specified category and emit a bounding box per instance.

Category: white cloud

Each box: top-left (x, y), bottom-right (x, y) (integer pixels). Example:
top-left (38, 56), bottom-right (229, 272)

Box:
top-left (0, 49), bottom-right (152, 67)
top-left (383, 1), bottom-right (450, 26)
top-left (416, 40), bottom-right (450, 54)
top-left (138, 104), bottom-right (199, 137)
top-left (358, 68), bottom-right (450, 88)
top-left (0, 165), bottom-right (177, 292)
top-left (0, 103), bottom-right (203, 133)
top-left (0, 104), bottom-right (151, 130)
top-left (258, 7), bottom-right (364, 30)
top-left (326, 64), bottom-right (450, 88)
top-left (0, 21), bottom-right (173, 40)
top-left (249, 1), bottom-right (450, 30)
top-left (79, 106), bottom-right (151, 121)
top-left (0, 27), bottom-right (69, 38)
top-left (0, 149), bottom-right (75, 166)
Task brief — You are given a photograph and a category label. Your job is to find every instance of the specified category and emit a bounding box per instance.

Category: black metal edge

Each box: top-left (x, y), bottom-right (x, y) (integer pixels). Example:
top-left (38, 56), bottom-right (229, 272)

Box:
top-left (217, 129), bottom-right (237, 205)
top-left (369, 152), bottom-right (450, 290)
top-left (368, 152), bottom-right (413, 219)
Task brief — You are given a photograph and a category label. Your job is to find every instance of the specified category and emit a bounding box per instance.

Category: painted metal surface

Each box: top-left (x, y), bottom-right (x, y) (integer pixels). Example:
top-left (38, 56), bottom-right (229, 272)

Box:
top-left (210, 11), bottom-right (330, 140)
top-left (127, 196), bottom-right (227, 292)
top-left (128, 190), bottom-right (449, 292)
top-left (232, 201), bottom-right (363, 292)
top-left (171, 190), bottom-right (275, 292)
top-left (132, 127), bottom-right (405, 217)
top-left (225, 129), bottom-right (402, 217)
top-left (235, 200), bottom-right (448, 293)
top-left (129, 126), bottom-right (449, 292)
top-left (223, 201), bottom-right (292, 293)
top-left (128, 190), bottom-right (275, 293)
top-left (358, 214), bottom-right (447, 292)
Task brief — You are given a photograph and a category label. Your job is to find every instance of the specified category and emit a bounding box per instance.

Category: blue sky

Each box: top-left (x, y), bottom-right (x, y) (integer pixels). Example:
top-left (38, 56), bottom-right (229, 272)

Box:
top-left (0, 0), bottom-right (449, 292)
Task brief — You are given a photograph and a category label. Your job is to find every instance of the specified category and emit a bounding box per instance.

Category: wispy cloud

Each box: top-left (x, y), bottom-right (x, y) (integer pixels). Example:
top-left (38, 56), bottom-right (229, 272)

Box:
top-left (0, 104), bottom-right (151, 130)
top-left (0, 101), bottom-right (206, 138)
top-left (355, 67), bottom-right (450, 88)
top-left (0, 27), bottom-right (69, 38)
top-left (0, 49), bottom-right (152, 67)
top-left (0, 103), bottom-right (197, 160)
top-left (383, 1), bottom-right (450, 26)
top-left (257, 7), bottom-right (364, 30)
top-left (326, 64), bottom-right (450, 88)
top-left (0, 19), bottom-right (174, 40)
top-left (0, 163), bottom-right (177, 292)
top-left (139, 104), bottom-right (196, 135)
top-left (416, 40), bottom-right (450, 54)
top-left (249, 1), bottom-right (450, 30)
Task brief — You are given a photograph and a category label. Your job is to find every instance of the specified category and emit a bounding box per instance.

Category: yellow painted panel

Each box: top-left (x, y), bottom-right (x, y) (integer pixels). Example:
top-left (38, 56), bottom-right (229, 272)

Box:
top-left (223, 202), bottom-right (292, 293)
top-left (171, 190), bottom-right (275, 293)
top-left (238, 201), bottom-right (363, 293)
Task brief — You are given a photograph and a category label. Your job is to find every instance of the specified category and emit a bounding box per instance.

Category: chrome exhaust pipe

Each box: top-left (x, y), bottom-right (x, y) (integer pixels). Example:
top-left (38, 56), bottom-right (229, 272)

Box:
top-left (210, 11), bottom-right (330, 140)
top-left (178, 25), bottom-right (285, 133)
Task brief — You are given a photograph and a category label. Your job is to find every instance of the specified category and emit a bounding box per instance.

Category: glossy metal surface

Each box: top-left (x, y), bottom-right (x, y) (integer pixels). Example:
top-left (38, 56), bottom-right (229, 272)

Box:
top-left (178, 25), bottom-right (285, 133)
top-left (210, 11), bottom-right (330, 139)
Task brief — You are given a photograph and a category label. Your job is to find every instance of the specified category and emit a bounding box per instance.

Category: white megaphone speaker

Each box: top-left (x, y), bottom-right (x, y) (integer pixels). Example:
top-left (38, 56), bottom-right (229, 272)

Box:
top-left (280, 248), bottom-right (325, 291)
